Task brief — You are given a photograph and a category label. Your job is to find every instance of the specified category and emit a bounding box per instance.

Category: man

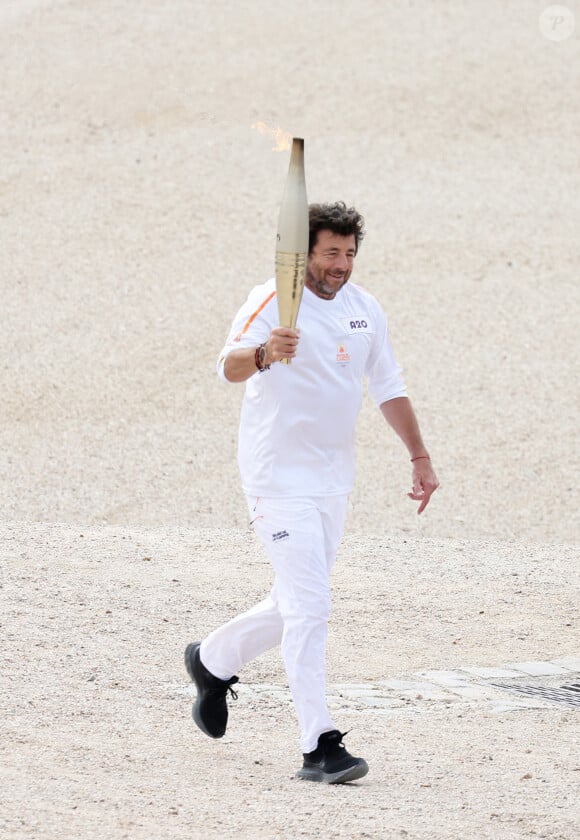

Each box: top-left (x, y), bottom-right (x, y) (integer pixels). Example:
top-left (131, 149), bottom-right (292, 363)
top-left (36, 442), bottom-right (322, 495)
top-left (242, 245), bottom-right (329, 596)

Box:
top-left (185, 202), bottom-right (439, 784)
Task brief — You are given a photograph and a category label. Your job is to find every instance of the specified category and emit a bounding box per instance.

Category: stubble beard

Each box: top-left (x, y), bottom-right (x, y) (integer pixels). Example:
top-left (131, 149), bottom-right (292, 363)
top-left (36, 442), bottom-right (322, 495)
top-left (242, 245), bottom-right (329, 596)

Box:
top-left (306, 269), bottom-right (349, 300)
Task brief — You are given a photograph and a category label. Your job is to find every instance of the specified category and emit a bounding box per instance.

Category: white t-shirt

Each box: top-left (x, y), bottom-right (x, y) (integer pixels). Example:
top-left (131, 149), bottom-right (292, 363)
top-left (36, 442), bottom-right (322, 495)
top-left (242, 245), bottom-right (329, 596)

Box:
top-left (217, 278), bottom-right (407, 497)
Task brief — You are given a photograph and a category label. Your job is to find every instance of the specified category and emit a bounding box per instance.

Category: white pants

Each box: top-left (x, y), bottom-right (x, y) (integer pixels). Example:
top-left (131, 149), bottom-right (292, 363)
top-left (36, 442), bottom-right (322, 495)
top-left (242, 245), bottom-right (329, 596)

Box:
top-left (200, 494), bottom-right (348, 753)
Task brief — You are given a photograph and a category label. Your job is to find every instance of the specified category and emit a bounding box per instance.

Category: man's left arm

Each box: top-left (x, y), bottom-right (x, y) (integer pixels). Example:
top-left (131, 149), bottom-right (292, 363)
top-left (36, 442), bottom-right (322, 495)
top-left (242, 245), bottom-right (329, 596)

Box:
top-left (380, 396), bottom-right (439, 514)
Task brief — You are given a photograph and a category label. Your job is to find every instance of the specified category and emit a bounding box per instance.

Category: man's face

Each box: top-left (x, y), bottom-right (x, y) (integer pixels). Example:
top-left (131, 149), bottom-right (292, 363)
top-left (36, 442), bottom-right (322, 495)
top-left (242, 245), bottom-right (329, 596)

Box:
top-left (305, 230), bottom-right (356, 300)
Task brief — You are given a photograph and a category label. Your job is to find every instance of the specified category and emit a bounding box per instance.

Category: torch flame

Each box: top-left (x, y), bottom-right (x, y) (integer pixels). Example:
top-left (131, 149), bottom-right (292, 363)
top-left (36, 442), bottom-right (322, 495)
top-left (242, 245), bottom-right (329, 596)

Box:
top-left (252, 121), bottom-right (292, 152)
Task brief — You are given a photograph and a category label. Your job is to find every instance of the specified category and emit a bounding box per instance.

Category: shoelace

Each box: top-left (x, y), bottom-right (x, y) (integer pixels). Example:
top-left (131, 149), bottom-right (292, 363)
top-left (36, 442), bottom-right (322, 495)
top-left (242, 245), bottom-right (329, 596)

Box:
top-left (324, 730), bottom-right (350, 752)
top-left (209, 675), bottom-right (239, 701)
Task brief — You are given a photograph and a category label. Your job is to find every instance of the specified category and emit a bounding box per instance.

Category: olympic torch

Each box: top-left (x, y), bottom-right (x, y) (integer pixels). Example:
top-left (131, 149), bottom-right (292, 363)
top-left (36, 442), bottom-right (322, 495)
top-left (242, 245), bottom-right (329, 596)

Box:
top-left (275, 138), bottom-right (308, 364)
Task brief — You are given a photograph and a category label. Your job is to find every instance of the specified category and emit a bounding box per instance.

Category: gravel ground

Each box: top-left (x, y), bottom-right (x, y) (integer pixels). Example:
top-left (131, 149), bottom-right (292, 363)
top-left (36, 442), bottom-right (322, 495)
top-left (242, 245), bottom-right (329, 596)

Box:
top-left (1, 523), bottom-right (579, 839)
top-left (1, 1), bottom-right (579, 838)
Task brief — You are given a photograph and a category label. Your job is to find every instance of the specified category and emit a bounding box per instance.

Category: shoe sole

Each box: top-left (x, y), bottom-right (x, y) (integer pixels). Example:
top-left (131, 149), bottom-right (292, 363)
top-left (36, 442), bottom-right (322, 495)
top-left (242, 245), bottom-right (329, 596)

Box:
top-left (296, 759), bottom-right (369, 784)
top-left (184, 642), bottom-right (225, 739)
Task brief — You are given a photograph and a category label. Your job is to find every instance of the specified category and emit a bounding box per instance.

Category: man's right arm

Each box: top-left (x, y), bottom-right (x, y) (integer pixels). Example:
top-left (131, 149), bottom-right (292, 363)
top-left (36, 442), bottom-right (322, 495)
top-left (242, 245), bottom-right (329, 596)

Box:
top-left (223, 327), bottom-right (300, 383)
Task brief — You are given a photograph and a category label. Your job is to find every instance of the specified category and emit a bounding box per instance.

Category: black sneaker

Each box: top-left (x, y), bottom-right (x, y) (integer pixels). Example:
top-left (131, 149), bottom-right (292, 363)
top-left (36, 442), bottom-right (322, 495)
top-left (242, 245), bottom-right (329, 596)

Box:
top-left (184, 642), bottom-right (239, 738)
top-left (296, 730), bottom-right (369, 784)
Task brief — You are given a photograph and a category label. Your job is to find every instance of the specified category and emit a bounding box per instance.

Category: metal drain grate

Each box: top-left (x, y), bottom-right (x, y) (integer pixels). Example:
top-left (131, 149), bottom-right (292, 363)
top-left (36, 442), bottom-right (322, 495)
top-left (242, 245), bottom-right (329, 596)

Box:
top-left (491, 682), bottom-right (580, 708)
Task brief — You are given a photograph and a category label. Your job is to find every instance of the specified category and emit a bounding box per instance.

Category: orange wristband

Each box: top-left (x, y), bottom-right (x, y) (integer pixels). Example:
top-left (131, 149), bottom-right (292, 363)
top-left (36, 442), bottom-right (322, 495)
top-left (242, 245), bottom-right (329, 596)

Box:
top-left (410, 455), bottom-right (430, 462)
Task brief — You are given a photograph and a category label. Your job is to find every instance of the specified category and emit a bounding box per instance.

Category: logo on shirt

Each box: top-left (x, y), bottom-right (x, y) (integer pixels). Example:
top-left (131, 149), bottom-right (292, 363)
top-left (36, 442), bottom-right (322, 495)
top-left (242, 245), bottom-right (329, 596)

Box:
top-left (272, 530), bottom-right (289, 542)
top-left (336, 343), bottom-right (351, 364)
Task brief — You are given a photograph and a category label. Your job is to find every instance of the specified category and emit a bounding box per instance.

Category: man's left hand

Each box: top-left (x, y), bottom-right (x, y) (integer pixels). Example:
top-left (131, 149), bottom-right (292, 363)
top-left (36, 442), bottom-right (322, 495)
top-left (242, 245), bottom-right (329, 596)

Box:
top-left (407, 460), bottom-right (439, 514)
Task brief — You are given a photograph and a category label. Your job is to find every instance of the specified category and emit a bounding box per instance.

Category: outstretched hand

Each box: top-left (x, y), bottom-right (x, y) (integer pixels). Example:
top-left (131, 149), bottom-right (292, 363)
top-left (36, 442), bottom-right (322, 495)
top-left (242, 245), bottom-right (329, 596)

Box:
top-left (407, 459), bottom-right (439, 514)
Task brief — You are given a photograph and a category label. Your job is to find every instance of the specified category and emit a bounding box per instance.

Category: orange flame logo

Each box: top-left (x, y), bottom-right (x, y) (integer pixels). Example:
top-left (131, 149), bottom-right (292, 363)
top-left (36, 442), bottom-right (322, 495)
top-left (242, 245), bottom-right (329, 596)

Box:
top-left (252, 121), bottom-right (292, 152)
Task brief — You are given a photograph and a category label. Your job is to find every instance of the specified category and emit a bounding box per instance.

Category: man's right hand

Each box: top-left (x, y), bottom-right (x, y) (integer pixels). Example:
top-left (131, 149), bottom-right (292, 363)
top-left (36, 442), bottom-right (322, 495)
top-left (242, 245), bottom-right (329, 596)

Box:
top-left (265, 327), bottom-right (300, 364)
top-left (223, 327), bottom-right (301, 382)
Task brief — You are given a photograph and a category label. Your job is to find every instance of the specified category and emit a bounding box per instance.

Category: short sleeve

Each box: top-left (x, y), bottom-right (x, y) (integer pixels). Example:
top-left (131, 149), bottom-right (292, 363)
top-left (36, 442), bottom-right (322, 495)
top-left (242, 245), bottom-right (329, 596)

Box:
top-left (216, 282), bottom-right (277, 382)
top-left (365, 306), bottom-right (407, 405)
